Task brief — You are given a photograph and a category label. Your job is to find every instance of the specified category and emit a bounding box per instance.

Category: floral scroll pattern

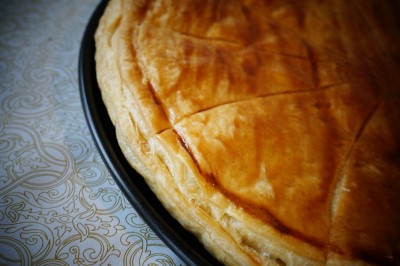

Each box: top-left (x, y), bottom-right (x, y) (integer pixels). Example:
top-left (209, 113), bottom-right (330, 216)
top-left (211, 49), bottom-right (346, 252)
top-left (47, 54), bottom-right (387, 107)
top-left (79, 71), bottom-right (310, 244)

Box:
top-left (0, 1), bottom-right (183, 265)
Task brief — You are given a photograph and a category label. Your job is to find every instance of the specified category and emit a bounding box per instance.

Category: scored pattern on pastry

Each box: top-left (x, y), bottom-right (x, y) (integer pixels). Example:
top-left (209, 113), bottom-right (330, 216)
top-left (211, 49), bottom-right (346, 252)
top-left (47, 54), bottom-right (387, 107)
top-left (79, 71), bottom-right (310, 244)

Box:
top-left (95, 0), bottom-right (400, 265)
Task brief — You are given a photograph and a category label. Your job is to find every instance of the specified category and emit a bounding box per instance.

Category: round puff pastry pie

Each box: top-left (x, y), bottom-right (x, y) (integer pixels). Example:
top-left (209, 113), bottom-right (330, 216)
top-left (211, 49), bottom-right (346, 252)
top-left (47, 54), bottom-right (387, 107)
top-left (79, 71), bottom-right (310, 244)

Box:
top-left (95, 0), bottom-right (400, 265)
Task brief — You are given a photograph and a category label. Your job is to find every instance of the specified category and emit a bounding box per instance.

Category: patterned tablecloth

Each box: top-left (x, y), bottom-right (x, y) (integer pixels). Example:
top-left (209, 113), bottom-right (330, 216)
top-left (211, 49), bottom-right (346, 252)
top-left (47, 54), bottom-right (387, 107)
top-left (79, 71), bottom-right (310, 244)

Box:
top-left (0, 1), bottom-right (184, 265)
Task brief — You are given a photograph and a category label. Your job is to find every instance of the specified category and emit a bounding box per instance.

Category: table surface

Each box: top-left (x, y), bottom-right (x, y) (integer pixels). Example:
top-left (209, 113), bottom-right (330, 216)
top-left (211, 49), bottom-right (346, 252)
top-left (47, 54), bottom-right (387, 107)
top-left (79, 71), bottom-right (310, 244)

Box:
top-left (0, 1), bottom-right (184, 265)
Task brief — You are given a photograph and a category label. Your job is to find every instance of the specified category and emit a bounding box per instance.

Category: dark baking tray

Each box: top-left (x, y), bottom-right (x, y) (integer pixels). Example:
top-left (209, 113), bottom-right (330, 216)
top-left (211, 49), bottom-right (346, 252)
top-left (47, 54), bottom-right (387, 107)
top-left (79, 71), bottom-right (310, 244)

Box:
top-left (78, 1), bottom-right (220, 265)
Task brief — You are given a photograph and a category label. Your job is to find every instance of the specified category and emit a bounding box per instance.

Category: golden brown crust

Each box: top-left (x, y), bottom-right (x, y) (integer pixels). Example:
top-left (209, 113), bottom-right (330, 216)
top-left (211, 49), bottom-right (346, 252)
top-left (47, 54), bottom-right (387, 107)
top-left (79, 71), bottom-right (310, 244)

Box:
top-left (95, 0), bottom-right (400, 265)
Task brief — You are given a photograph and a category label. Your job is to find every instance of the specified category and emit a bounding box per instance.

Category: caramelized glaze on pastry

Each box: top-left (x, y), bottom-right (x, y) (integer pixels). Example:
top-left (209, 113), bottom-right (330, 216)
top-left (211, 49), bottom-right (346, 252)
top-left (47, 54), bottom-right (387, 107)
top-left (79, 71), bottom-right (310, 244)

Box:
top-left (95, 0), bottom-right (400, 264)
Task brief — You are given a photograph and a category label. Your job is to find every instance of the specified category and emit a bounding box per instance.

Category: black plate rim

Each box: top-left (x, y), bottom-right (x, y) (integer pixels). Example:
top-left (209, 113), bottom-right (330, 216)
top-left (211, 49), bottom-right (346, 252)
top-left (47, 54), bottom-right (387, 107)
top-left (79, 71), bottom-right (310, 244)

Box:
top-left (78, 1), bottom-right (220, 265)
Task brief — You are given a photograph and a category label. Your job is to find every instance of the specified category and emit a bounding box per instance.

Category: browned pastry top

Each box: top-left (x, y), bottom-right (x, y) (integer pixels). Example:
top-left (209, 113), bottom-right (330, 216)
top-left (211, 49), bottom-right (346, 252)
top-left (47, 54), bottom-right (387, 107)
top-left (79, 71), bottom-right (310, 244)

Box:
top-left (95, 0), bottom-right (400, 264)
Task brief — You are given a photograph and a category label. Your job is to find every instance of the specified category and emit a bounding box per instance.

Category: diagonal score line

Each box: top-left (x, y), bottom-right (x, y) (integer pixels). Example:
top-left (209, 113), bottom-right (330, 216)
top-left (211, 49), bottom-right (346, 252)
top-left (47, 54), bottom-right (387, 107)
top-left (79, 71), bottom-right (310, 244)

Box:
top-left (172, 30), bottom-right (243, 46)
top-left (156, 81), bottom-right (351, 132)
top-left (327, 100), bottom-right (381, 258)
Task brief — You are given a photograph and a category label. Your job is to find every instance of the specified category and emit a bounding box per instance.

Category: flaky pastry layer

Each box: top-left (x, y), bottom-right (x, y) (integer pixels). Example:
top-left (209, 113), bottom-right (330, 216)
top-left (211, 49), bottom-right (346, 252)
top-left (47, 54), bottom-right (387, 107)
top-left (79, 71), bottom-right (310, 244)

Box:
top-left (95, 0), bottom-right (400, 265)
